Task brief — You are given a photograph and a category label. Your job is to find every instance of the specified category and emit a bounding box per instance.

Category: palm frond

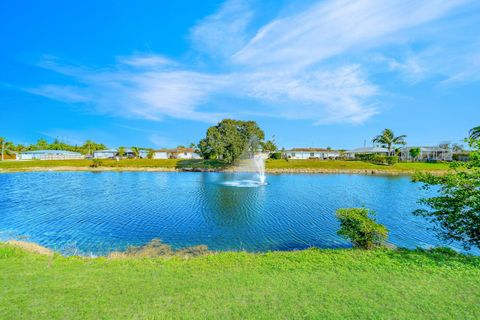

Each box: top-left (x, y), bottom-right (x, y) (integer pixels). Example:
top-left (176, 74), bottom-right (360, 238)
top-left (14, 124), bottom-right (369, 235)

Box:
top-left (469, 126), bottom-right (480, 140)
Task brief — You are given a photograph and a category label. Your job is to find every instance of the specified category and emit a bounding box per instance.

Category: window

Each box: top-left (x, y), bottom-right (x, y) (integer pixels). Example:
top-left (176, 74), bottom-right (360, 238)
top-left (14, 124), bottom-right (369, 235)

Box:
top-left (310, 152), bottom-right (315, 157)
top-left (291, 152), bottom-right (295, 157)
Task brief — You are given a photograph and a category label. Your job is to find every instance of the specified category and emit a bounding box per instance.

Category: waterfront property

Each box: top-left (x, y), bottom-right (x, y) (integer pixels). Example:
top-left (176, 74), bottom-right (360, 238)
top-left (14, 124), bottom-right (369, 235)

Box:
top-left (283, 148), bottom-right (340, 159)
top-left (153, 148), bottom-right (201, 159)
top-left (400, 146), bottom-right (453, 161)
top-left (17, 150), bottom-right (83, 160)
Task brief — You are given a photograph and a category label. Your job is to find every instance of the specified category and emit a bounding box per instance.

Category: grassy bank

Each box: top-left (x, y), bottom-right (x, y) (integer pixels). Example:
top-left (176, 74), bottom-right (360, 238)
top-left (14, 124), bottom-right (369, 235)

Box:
top-left (265, 159), bottom-right (451, 172)
top-left (0, 158), bottom-right (451, 173)
top-left (1, 243), bottom-right (479, 319)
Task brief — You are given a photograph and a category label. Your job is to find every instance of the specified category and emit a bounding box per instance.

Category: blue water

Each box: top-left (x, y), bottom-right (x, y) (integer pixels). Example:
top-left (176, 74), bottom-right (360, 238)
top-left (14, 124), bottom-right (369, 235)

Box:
top-left (0, 171), bottom-right (476, 255)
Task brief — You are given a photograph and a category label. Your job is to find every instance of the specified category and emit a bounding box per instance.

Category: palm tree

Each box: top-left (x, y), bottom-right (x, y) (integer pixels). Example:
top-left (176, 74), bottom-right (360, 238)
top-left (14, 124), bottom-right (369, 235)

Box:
top-left (372, 129), bottom-right (407, 155)
top-left (469, 126), bottom-right (480, 140)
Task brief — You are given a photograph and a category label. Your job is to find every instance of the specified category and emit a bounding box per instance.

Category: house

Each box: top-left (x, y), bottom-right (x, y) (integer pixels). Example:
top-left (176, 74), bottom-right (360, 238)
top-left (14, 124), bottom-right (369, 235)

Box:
top-left (18, 150), bottom-right (83, 160)
top-left (400, 147), bottom-right (453, 161)
top-left (345, 147), bottom-right (390, 158)
top-left (283, 148), bottom-right (340, 159)
top-left (93, 149), bottom-right (118, 159)
top-left (153, 148), bottom-right (201, 159)
top-left (93, 148), bottom-right (149, 159)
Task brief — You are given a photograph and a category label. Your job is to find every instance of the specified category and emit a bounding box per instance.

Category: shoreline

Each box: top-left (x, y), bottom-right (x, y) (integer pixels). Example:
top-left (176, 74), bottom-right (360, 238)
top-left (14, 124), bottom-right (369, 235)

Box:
top-left (0, 165), bottom-right (449, 175)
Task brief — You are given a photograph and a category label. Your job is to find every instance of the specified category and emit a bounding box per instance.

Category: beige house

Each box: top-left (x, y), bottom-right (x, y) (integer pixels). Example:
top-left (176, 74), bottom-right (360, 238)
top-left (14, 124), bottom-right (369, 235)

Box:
top-left (153, 148), bottom-right (201, 159)
top-left (283, 148), bottom-right (340, 159)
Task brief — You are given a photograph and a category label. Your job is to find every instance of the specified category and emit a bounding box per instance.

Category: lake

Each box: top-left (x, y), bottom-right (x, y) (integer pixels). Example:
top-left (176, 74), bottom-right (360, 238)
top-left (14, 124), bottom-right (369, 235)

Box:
top-left (0, 171), bottom-right (475, 255)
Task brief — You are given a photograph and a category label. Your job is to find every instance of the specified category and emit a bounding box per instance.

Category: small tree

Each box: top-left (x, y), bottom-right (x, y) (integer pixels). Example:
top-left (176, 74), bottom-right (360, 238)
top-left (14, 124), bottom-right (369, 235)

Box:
top-left (409, 147), bottom-right (421, 161)
top-left (118, 147), bottom-right (125, 157)
top-left (147, 149), bottom-right (155, 159)
top-left (336, 208), bottom-right (388, 249)
top-left (262, 139), bottom-right (277, 153)
top-left (413, 131), bottom-right (480, 250)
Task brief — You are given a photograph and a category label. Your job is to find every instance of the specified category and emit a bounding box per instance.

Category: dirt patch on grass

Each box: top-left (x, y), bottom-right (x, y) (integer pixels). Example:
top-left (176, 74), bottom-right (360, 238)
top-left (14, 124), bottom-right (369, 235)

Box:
top-left (7, 240), bottom-right (54, 256)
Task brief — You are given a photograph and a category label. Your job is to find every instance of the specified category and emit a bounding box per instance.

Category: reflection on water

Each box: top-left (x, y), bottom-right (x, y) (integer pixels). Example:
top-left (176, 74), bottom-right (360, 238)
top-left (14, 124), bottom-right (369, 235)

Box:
top-left (0, 171), bottom-right (477, 256)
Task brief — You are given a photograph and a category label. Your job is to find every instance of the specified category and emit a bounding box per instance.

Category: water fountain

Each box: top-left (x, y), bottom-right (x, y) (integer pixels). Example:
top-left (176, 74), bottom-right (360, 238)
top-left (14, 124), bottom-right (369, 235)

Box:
top-left (221, 138), bottom-right (267, 187)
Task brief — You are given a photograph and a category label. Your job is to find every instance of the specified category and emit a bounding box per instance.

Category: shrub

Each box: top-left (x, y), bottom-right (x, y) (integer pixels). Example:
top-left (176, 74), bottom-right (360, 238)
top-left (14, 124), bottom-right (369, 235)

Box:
top-left (270, 152), bottom-right (282, 159)
top-left (90, 159), bottom-right (103, 168)
top-left (385, 156), bottom-right (398, 165)
top-left (336, 208), bottom-right (388, 249)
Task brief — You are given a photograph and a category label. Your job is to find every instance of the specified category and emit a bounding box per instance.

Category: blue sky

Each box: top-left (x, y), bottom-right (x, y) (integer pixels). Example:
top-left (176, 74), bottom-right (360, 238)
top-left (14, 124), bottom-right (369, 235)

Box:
top-left (1, 0), bottom-right (479, 149)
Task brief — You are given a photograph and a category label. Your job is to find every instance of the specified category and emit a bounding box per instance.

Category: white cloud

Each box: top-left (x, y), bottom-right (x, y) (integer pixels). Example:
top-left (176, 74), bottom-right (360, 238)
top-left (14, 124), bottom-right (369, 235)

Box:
top-left (26, 85), bottom-right (90, 103)
top-left (232, 0), bottom-right (467, 71)
top-left (29, 57), bottom-right (229, 122)
top-left (26, 0), bottom-right (477, 126)
top-left (117, 54), bottom-right (176, 68)
top-left (190, 0), bottom-right (254, 58)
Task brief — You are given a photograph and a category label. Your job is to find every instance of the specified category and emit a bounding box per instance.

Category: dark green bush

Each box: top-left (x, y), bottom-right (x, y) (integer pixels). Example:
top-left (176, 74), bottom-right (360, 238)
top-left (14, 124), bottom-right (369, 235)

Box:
top-left (90, 159), bottom-right (103, 168)
top-left (336, 208), bottom-right (388, 249)
top-left (355, 154), bottom-right (398, 166)
top-left (270, 152), bottom-right (282, 159)
top-left (386, 156), bottom-right (398, 165)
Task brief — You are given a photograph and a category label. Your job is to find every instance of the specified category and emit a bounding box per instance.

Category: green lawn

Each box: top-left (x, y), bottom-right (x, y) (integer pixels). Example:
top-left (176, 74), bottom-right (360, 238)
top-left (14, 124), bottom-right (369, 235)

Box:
top-left (0, 158), bottom-right (451, 173)
top-left (266, 159), bottom-right (451, 172)
top-left (0, 244), bottom-right (479, 319)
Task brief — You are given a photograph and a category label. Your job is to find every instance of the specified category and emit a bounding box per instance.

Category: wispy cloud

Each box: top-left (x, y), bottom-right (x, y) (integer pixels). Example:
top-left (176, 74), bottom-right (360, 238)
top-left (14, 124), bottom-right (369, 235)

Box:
top-left (29, 57), bottom-right (228, 122)
top-left (26, 0), bottom-right (478, 125)
top-left (190, 0), bottom-right (254, 58)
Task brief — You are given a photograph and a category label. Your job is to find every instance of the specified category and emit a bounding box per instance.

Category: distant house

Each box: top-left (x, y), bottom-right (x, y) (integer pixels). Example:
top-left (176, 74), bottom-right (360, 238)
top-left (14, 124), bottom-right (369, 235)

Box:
top-left (18, 150), bottom-right (83, 160)
top-left (400, 147), bottom-right (453, 161)
top-left (283, 148), bottom-right (340, 159)
top-left (345, 147), bottom-right (390, 158)
top-left (153, 148), bottom-right (201, 159)
top-left (93, 149), bottom-right (118, 159)
top-left (93, 148), bottom-right (149, 159)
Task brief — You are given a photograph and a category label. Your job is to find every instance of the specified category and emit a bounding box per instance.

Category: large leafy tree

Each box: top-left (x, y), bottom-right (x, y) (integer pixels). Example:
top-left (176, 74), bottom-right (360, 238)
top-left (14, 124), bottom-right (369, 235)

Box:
top-left (413, 130), bottom-right (480, 250)
top-left (197, 119), bottom-right (265, 163)
top-left (372, 129), bottom-right (407, 155)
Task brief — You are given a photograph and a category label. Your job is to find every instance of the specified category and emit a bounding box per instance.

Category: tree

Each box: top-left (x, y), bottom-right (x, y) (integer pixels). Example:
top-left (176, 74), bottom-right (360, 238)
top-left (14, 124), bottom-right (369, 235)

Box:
top-left (409, 147), bottom-right (421, 161)
top-left (118, 147), bottom-right (125, 157)
top-left (131, 147), bottom-right (140, 158)
top-left (262, 139), bottom-right (277, 153)
top-left (0, 137), bottom-right (15, 160)
top-left (147, 149), bottom-right (155, 159)
top-left (36, 138), bottom-right (49, 149)
top-left (336, 208), bottom-right (388, 249)
top-left (438, 141), bottom-right (451, 150)
top-left (413, 133), bottom-right (480, 250)
top-left (372, 129), bottom-right (407, 155)
top-left (469, 126), bottom-right (480, 140)
top-left (197, 119), bottom-right (265, 163)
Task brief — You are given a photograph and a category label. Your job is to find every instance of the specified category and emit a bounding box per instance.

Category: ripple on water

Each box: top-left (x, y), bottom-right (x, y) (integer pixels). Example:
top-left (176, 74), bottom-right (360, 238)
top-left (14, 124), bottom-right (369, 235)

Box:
top-left (0, 171), bottom-right (477, 256)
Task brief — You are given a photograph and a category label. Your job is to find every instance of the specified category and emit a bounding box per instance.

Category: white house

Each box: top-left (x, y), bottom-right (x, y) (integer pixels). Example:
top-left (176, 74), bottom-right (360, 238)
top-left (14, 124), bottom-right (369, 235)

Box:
top-left (283, 148), bottom-right (340, 159)
top-left (400, 147), bottom-right (453, 161)
top-left (153, 148), bottom-right (201, 159)
top-left (93, 149), bottom-right (118, 159)
top-left (18, 150), bottom-right (84, 160)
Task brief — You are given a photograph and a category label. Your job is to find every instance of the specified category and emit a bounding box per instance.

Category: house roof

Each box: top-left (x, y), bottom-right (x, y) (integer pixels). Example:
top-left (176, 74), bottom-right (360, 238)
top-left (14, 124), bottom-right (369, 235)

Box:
top-left (153, 148), bottom-right (196, 153)
top-left (402, 146), bottom-right (451, 152)
top-left (20, 150), bottom-right (82, 155)
top-left (94, 149), bottom-right (118, 153)
top-left (348, 147), bottom-right (389, 153)
top-left (285, 148), bottom-right (338, 152)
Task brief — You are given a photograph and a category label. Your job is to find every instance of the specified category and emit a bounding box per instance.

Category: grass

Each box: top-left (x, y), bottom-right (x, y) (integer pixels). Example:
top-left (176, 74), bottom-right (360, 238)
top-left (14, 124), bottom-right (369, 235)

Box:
top-left (266, 159), bottom-right (451, 172)
top-left (0, 158), bottom-right (451, 173)
top-left (0, 243), bottom-right (479, 319)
